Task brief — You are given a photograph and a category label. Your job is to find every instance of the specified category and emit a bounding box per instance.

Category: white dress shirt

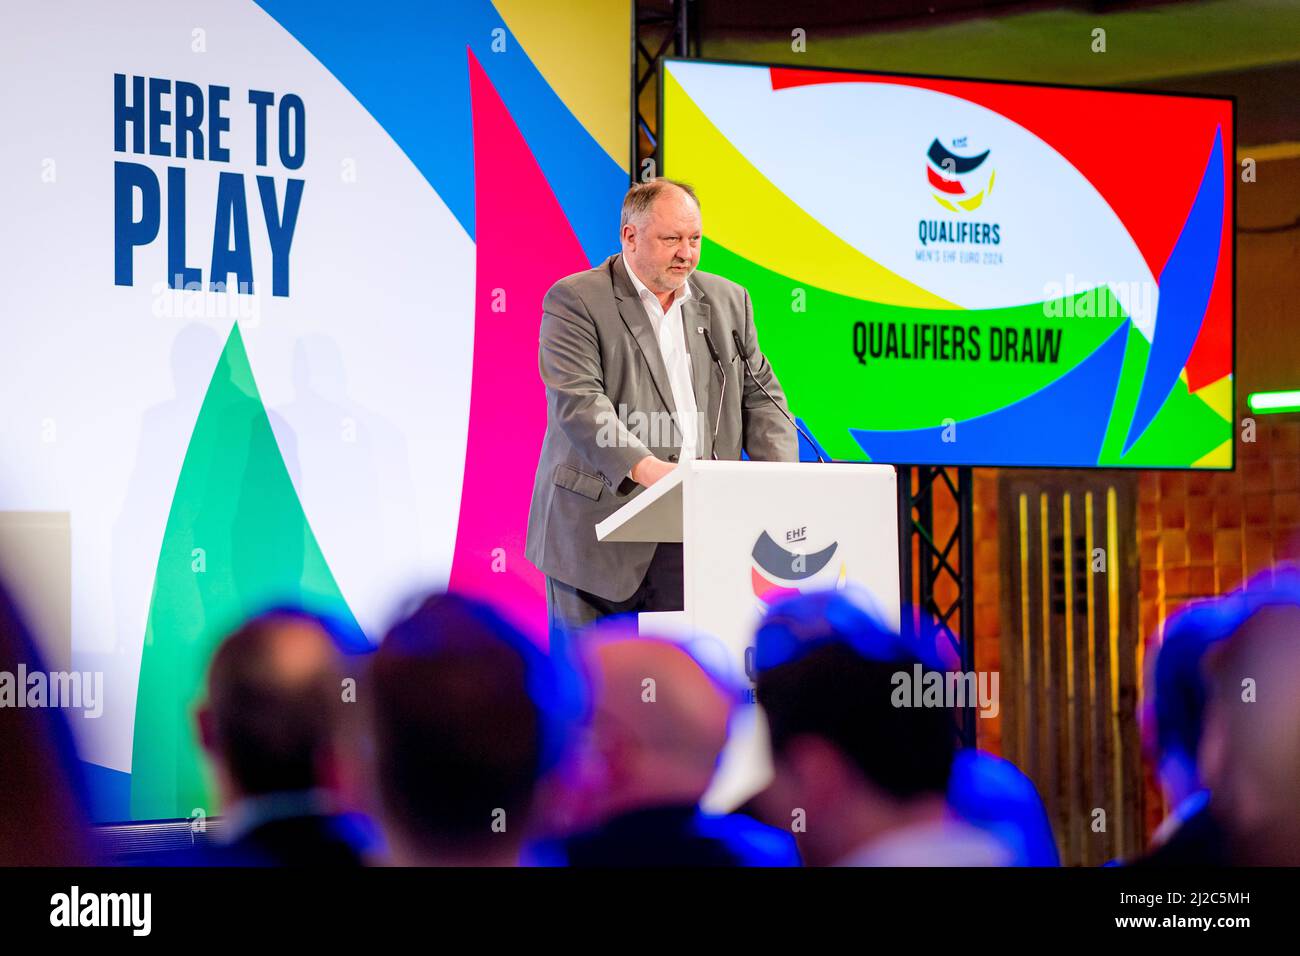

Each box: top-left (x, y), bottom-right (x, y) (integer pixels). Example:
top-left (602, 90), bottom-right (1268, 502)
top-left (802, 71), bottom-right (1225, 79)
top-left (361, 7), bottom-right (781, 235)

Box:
top-left (625, 262), bottom-right (699, 463)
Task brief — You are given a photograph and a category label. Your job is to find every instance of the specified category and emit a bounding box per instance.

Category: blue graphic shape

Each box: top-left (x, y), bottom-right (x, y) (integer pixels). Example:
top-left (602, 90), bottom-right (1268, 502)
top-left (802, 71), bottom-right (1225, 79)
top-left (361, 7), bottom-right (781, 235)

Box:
top-left (850, 320), bottom-right (1131, 467)
top-left (1122, 127), bottom-right (1225, 453)
top-left (928, 138), bottom-right (989, 174)
top-left (82, 761), bottom-right (131, 823)
top-left (255, 0), bottom-right (625, 266)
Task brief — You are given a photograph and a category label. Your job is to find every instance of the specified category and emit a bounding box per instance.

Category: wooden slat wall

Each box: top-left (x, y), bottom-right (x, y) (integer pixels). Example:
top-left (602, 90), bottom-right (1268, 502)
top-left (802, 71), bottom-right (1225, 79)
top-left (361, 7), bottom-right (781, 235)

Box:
top-left (998, 472), bottom-right (1143, 866)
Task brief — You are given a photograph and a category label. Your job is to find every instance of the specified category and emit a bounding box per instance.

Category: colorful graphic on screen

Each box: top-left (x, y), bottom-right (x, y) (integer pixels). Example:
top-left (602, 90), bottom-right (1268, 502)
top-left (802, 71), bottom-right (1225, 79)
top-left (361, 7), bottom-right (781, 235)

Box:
top-left (662, 60), bottom-right (1234, 469)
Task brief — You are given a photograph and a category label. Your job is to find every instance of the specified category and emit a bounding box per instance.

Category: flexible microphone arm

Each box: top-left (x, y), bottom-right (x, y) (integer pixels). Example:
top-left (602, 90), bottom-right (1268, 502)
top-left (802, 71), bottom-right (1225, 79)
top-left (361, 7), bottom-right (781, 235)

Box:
top-left (730, 328), bottom-right (828, 463)
top-left (700, 328), bottom-right (727, 460)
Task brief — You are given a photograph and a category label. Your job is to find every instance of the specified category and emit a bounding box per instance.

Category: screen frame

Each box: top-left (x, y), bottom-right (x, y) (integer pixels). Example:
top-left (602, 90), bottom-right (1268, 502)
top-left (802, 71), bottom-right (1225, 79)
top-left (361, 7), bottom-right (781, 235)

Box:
top-left (658, 55), bottom-right (1238, 474)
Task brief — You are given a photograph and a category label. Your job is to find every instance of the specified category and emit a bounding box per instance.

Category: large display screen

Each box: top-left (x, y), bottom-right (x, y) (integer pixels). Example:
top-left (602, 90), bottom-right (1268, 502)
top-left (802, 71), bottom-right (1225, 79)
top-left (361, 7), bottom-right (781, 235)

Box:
top-left (662, 59), bottom-right (1234, 469)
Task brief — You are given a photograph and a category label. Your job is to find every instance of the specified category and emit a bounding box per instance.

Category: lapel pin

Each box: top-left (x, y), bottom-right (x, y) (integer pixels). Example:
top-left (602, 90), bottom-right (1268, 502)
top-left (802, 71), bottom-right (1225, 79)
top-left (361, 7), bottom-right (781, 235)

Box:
top-left (697, 326), bottom-right (704, 334)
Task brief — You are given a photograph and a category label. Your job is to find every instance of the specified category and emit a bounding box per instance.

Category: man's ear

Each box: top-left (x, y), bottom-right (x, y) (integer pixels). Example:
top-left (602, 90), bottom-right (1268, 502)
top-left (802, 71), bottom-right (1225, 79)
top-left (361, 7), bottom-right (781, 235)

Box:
top-left (621, 223), bottom-right (636, 250)
top-left (195, 703), bottom-right (217, 756)
top-left (1197, 708), bottom-right (1227, 795)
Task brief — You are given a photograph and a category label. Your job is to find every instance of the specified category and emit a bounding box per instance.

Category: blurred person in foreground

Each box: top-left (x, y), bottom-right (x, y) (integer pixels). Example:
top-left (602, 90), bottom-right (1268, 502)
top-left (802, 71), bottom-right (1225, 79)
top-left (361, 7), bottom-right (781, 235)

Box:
top-left (1197, 594), bottom-right (1300, 865)
top-left (1132, 568), bottom-right (1300, 865)
top-left (528, 621), bottom-right (798, 866)
top-left (0, 579), bottom-right (94, 865)
top-left (367, 593), bottom-right (562, 866)
top-left (183, 608), bottom-right (373, 866)
top-left (947, 749), bottom-right (1059, 867)
top-left (1130, 595), bottom-right (1249, 865)
top-left (753, 589), bottom-right (1011, 867)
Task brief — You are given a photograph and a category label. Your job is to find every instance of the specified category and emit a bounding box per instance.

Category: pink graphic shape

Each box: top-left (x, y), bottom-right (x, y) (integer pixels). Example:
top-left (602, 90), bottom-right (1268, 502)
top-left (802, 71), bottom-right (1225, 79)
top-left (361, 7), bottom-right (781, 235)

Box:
top-left (448, 49), bottom-right (591, 644)
top-left (751, 566), bottom-right (802, 605)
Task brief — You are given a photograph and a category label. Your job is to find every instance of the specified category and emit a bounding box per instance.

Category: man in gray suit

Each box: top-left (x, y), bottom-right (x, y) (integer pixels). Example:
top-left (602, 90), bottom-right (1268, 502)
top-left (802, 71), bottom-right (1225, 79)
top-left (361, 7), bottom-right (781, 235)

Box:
top-left (526, 178), bottom-right (798, 635)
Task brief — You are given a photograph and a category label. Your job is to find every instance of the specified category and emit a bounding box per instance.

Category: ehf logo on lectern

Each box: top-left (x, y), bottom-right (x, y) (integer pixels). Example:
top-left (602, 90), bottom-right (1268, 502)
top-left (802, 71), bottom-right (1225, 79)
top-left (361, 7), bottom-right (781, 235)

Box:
top-left (750, 526), bottom-right (845, 606)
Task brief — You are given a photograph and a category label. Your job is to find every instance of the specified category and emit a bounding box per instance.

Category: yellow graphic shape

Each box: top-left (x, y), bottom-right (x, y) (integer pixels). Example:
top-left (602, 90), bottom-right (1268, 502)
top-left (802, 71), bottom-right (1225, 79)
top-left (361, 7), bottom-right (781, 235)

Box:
top-left (665, 69), bottom-right (959, 310)
top-left (1193, 439), bottom-right (1232, 468)
top-left (1192, 373), bottom-right (1233, 422)
top-left (493, 0), bottom-right (631, 172)
top-left (932, 168), bottom-right (995, 212)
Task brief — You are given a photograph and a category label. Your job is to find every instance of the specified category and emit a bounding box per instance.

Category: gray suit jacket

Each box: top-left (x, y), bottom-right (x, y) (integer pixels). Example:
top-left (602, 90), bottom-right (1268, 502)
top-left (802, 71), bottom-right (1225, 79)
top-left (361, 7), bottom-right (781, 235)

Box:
top-left (525, 253), bottom-right (798, 601)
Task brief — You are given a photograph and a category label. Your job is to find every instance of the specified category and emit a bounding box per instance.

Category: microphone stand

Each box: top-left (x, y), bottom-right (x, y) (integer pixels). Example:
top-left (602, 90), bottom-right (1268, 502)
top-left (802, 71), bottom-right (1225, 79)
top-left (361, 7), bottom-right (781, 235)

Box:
top-left (730, 328), bottom-right (827, 463)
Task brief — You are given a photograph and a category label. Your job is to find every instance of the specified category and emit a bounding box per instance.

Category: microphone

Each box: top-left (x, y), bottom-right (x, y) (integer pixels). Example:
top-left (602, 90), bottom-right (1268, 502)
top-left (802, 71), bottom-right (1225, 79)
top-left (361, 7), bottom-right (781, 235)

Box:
top-left (700, 327), bottom-right (727, 460)
top-left (730, 329), bottom-right (827, 463)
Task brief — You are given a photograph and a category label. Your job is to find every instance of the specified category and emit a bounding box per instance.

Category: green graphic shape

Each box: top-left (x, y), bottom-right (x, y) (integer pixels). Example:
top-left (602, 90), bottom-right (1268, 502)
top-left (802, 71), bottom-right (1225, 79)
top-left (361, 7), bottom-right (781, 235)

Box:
top-left (702, 237), bottom-right (1131, 461)
top-left (1099, 322), bottom-right (1230, 467)
top-left (129, 323), bottom-right (360, 821)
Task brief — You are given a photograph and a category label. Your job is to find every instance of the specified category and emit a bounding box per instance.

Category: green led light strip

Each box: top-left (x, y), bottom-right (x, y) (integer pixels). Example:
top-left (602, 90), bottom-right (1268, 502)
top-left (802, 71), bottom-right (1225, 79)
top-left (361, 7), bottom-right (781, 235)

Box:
top-left (1247, 390), bottom-right (1300, 414)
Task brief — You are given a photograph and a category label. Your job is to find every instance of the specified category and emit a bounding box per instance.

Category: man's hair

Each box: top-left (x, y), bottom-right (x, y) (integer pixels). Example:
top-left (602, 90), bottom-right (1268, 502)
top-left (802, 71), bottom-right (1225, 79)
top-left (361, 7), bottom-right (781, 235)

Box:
top-left (1151, 596), bottom-right (1249, 766)
top-left (1156, 569), bottom-right (1300, 766)
top-left (1201, 594), bottom-right (1300, 861)
top-left (369, 593), bottom-right (556, 857)
top-left (205, 609), bottom-right (349, 796)
top-left (620, 177), bottom-right (700, 231)
top-left (755, 589), bottom-right (955, 800)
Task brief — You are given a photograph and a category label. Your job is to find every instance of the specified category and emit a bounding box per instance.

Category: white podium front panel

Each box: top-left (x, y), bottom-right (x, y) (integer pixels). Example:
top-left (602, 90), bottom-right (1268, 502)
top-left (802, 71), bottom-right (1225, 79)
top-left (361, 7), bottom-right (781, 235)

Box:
top-left (637, 460), bottom-right (901, 812)
top-left (683, 460), bottom-right (900, 649)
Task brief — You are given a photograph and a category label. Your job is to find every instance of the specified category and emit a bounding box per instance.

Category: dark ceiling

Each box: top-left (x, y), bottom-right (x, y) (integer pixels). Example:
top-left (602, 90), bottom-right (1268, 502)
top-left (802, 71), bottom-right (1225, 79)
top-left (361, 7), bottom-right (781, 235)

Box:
top-left (687, 0), bottom-right (1189, 35)
top-left (639, 0), bottom-right (1300, 146)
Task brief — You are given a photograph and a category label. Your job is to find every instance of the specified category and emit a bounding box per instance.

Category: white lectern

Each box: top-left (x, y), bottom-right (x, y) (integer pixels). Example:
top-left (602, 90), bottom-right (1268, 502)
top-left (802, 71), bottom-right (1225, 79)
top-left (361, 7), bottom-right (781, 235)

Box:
top-left (596, 459), bottom-right (900, 811)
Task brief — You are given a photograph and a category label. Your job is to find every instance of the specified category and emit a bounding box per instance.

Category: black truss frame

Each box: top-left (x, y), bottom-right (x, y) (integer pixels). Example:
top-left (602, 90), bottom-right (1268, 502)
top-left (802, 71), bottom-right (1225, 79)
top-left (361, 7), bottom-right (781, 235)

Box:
top-left (633, 0), bottom-right (693, 177)
top-left (898, 466), bottom-right (977, 747)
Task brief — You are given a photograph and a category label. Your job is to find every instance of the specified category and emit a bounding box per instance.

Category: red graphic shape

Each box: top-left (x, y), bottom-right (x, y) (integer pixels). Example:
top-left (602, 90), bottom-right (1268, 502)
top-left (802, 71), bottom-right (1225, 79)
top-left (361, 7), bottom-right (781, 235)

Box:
top-left (927, 165), bottom-right (966, 195)
top-left (771, 66), bottom-right (1232, 388)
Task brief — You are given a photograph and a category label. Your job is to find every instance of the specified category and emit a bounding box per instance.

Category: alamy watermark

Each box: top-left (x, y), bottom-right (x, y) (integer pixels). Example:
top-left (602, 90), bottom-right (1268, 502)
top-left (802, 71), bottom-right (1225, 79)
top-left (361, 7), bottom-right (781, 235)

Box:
top-left (0, 666), bottom-right (104, 718)
top-left (1042, 274), bottom-right (1156, 329)
top-left (595, 404), bottom-right (709, 449)
top-left (50, 886), bottom-right (150, 935)
top-left (891, 664), bottom-right (999, 719)
top-left (151, 277), bottom-right (261, 326)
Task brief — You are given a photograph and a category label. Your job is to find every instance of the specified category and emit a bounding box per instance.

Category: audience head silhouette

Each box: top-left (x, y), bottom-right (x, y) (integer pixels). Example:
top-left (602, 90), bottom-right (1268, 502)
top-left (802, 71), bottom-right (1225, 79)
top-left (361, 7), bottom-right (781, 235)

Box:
top-left (198, 608), bottom-right (351, 802)
top-left (1199, 592), bottom-right (1300, 865)
top-left (368, 593), bottom-right (557, 866)
top-left (0, 578), bottom-right (93, 865)
top-left (755, 588), bottom-right (1009, 867)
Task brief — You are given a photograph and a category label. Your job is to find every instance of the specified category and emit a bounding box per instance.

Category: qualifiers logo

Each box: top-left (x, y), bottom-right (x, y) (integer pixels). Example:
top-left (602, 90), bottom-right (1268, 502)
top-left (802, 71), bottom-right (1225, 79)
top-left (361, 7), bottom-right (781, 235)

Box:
top-left (750, 528), bottom-right (845, 605)
top-left (918, 136), bottom-right (1002, 251)
top-left (926, 137), bottom-right (995, 213)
